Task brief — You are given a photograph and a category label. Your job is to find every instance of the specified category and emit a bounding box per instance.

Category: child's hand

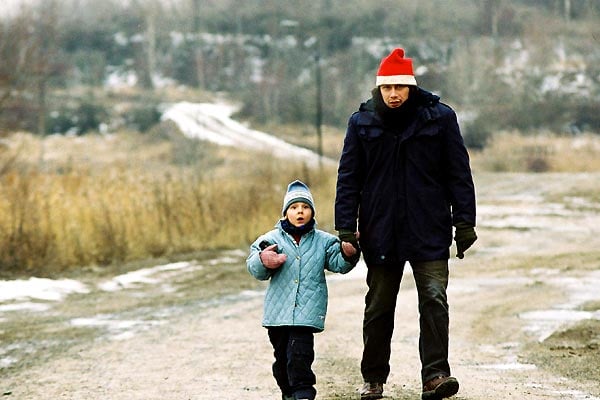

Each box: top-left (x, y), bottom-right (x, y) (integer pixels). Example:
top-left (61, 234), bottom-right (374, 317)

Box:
top-left (259, 244), bottom-right (287, 269)
top-left (341, 241), bottom-right (357, 257)
top-left (338, 229), bottom-right (360, 250)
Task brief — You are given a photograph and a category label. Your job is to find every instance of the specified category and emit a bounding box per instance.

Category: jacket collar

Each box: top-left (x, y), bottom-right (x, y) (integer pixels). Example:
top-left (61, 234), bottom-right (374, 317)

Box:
top-left (357, 87), bottom-right (440, 126)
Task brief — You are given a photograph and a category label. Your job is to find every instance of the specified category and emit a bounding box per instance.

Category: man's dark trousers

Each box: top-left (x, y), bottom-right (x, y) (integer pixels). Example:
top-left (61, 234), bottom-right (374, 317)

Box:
top-left (361, 260), bottom-right (451, 384)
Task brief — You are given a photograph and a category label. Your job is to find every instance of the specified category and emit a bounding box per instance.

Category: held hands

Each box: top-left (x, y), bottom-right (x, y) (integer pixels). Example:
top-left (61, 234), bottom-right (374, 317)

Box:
top-left (338, 229), bottom-right (360, 251)
top-left (341, 241), bottom-right (358, 257)
top-left (338, 229), bottom-right (360, 262)
top-left (259, 244), bottom-right (287, 269)
top-left (454, 222), bottom-right (477, 259)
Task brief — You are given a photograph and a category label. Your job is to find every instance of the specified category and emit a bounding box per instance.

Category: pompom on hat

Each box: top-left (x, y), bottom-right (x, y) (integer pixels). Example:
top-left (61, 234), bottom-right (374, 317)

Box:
top-left (375, 48), bottom-right (417, 87)
top-left (282, 180), bottom-right (315, 216)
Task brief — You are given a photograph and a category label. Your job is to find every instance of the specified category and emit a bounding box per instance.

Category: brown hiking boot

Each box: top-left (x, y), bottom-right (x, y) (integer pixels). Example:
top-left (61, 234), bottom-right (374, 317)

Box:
top-left (422, 375), bottom-right (459, 400)
top-left (359, 382), bottom-right (383, 400)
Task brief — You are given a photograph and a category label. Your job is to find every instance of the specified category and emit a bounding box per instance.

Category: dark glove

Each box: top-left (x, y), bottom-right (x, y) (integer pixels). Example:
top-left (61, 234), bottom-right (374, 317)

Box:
top-left (338, 229), bottom-right (359, 251)
top-left (338, 229), bottom-right (360, 263)
top-left (454, 222), bottom-right (477, 259)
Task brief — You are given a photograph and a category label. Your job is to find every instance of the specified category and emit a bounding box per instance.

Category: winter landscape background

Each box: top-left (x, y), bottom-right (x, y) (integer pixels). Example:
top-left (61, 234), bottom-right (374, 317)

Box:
top-left (2, 1), bottom-right (600, 142)
top-left (1, 2), bottom-right (600, 398)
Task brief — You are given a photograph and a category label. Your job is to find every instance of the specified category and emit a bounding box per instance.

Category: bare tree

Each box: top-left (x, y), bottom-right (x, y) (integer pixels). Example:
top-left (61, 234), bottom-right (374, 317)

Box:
top-left (31, 0), bottom-right (63, 136)
top-left (128, 0), bottom-right (160, 90)
top-left (143, 5), bottom-right (157, 89)
top-left (564, 0), bottom-right (572, 21)
top-left (481, 0), bottom-right (501, 37)
top-left (0, 10), bottom-right (38, 130)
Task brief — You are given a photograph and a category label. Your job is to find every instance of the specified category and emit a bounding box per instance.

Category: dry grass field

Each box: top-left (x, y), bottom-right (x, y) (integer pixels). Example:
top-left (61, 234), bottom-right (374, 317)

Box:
top-left (0, 127), bottom-right (338, 276)
top-left (1, 124), bottom-right (600, 277)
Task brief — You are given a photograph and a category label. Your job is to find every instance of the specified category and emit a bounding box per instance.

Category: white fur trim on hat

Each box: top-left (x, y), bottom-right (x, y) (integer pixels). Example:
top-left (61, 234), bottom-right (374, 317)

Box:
top-left (375, 74), bottom-right (418, 86)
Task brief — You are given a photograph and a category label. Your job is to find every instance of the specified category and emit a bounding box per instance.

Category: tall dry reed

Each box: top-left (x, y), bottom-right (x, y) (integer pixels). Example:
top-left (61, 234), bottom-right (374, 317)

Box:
top-left (0, 133), bottom-right (338, 274)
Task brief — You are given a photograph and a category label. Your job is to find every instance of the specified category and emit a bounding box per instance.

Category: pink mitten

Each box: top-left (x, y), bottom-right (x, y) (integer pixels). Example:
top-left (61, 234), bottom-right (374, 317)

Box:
top-left (260, 244), bottom-right (287, 269)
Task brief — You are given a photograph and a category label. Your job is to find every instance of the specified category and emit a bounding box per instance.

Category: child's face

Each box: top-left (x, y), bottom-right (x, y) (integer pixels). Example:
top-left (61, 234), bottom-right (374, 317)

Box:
top-left (285, 201), bottom-right (313, 227)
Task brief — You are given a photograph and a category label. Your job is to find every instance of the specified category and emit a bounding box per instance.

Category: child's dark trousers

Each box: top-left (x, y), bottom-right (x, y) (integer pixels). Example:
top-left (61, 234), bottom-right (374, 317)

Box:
top-left (268, 326), bottom-right (317, 400)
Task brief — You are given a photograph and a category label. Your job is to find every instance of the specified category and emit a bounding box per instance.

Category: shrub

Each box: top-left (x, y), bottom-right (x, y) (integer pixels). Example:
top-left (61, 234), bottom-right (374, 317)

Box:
top-left (46, 101), bottom-right (108, 135)
top-left (463, 117), bottom-right (494, 150)
top-left (126, 104), bottom-right (161, 132)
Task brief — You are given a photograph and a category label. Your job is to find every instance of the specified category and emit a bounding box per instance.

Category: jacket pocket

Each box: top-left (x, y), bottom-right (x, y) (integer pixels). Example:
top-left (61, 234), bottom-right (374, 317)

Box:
top-left (358, 126), bottom-right (385, 142)
top-left (414, 123), bottom-right (441, 138)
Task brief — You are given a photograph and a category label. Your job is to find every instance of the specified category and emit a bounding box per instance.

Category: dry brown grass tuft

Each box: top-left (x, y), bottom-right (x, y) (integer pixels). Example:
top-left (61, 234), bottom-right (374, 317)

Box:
top-left (470, 131), bottom-right (600, 173)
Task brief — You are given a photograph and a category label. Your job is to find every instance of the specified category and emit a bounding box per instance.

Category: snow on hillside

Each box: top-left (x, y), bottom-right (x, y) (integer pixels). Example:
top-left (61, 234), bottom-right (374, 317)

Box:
top-left (161, 102), bottom-right (335, 168)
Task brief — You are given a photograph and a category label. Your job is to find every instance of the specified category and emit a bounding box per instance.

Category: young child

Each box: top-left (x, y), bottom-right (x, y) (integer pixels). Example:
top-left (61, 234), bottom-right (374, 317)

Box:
top-left (247, 180), bottom-right (360, 400)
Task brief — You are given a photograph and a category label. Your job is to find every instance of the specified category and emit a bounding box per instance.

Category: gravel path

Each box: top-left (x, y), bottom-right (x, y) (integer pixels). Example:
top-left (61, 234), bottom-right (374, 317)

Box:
top-left (2, 172), bottom-right (600, 400)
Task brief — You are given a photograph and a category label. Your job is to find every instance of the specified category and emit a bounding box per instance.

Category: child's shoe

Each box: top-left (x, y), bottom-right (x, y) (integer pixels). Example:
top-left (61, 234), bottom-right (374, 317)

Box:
top-left (359, 382), bottom-right (384, 399)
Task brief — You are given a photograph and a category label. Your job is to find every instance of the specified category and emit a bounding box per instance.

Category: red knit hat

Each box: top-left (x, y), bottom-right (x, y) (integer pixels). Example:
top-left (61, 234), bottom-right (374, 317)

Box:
top-left (375, 48), bottom-right (417, 87)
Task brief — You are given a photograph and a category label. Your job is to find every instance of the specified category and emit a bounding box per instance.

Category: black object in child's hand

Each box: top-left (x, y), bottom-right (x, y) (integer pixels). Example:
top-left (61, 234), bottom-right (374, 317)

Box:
top-left (259, 240), bottom-right (280, 253)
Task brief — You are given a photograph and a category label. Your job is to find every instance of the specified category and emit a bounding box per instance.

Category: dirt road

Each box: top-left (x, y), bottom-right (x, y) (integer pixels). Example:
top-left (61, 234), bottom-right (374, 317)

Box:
top-left (1, 172), bottom-right (600, 399)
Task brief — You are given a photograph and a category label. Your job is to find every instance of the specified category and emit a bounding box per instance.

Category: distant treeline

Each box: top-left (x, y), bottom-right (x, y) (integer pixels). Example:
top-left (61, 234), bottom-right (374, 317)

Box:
top-left (1, 0), bottom-right (599, 147)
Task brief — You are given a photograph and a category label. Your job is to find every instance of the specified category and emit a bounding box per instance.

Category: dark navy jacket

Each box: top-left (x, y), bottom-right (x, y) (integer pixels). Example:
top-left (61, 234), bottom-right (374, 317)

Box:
top-left (335, 88), bottom-right (476, 265)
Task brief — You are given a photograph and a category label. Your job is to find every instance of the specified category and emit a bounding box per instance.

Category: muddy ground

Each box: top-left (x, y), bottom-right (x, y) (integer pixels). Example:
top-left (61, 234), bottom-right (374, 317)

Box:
top-left (1, 172), bottom-right (600, 400)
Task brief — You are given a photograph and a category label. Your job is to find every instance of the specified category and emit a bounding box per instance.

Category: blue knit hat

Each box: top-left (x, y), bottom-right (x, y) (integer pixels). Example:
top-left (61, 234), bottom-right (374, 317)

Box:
top-left (282, 180), bottom-right (315, 216)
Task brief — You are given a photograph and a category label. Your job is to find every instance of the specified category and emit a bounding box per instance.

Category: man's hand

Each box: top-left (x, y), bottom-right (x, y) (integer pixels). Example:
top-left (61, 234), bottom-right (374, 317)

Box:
top-left (259, 244), bottom-right (287, 269)
top-left (454, 222), bottom-right (477, 259)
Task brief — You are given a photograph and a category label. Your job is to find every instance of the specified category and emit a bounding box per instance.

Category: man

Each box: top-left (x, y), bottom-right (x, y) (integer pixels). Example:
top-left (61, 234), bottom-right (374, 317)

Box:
top-left (335, 48), bottom-right (477, 400)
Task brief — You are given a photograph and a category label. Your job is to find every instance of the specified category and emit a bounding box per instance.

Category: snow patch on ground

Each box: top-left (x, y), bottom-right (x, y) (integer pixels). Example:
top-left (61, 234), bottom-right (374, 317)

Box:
top-left (0, 277), bottom-right (89, 302)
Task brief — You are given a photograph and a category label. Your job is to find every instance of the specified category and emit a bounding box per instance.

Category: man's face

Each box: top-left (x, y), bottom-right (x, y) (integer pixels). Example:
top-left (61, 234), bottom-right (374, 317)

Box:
top-left (379, 84), bottom-right (410, 108)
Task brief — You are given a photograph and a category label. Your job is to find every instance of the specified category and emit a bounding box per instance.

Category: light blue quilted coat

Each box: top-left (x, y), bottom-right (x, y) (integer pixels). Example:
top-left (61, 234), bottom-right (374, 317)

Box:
top-left (247, 220), bottom-right (356, 332)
